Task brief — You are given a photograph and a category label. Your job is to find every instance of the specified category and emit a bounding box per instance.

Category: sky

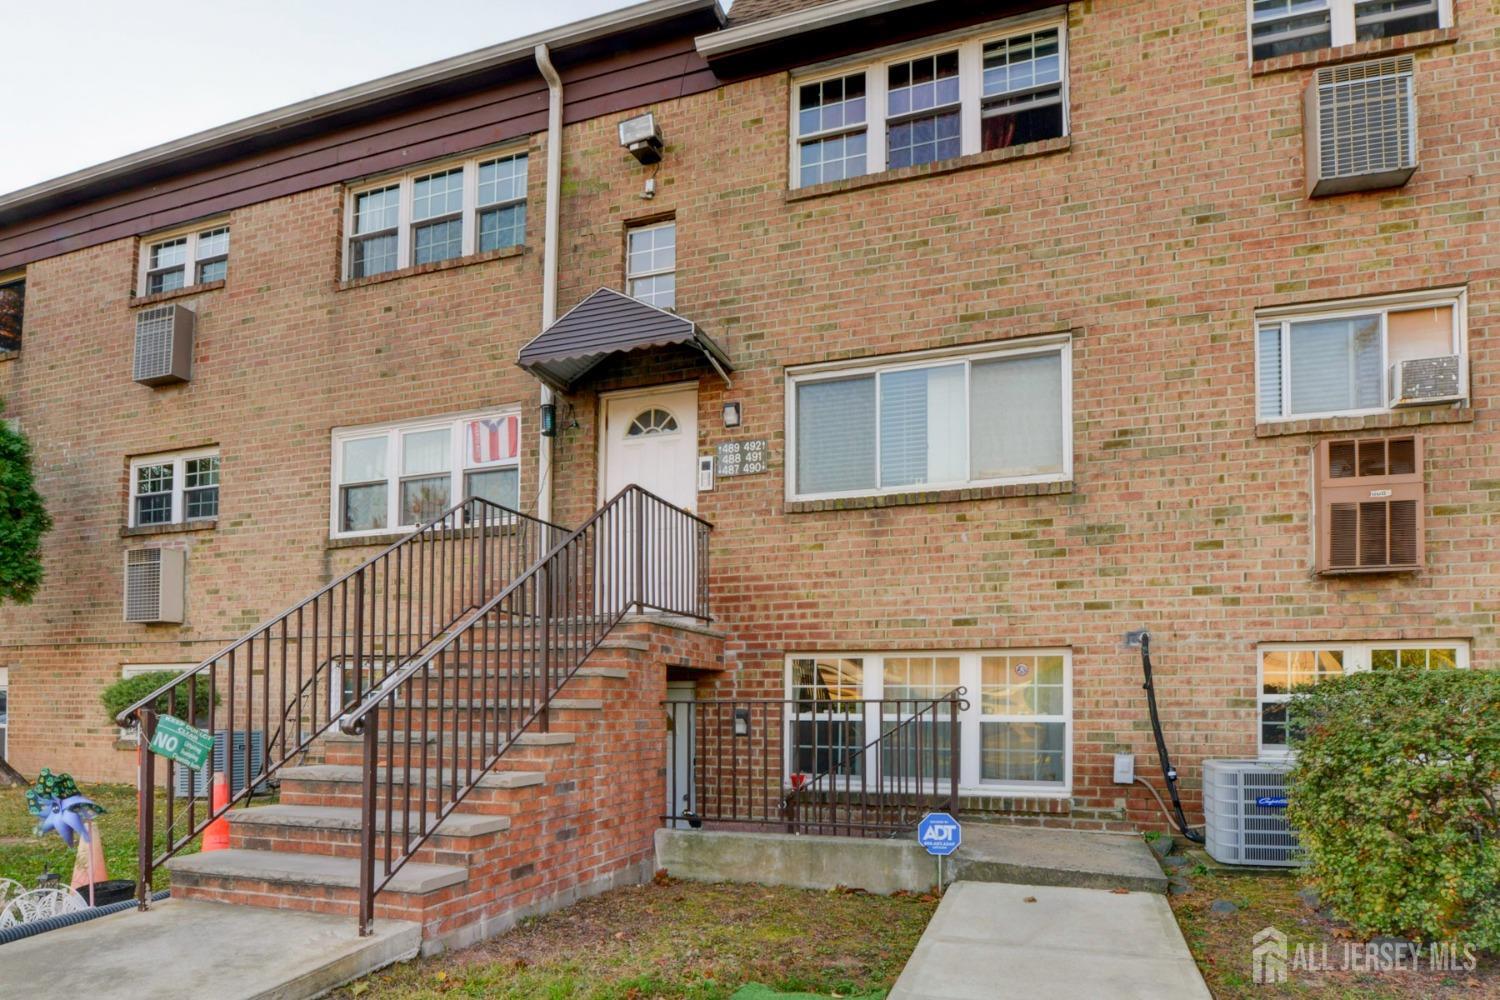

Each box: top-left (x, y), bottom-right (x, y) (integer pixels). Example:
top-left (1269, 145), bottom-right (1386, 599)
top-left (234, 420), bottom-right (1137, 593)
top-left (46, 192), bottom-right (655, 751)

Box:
top-left (0, 0), bottom-right (714, 195)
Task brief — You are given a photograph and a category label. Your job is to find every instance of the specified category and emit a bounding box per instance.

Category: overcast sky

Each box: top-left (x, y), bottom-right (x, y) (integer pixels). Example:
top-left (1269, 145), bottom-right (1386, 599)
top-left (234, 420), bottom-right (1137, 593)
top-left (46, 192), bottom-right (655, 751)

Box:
top-left (0, 0), bottom-right (713, 195)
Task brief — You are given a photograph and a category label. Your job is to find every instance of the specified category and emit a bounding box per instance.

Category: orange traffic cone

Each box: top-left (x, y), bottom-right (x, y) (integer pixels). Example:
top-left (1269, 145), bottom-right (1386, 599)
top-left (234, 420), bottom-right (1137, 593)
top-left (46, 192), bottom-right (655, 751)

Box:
top-left (202, 772), bottom-right (231, 852)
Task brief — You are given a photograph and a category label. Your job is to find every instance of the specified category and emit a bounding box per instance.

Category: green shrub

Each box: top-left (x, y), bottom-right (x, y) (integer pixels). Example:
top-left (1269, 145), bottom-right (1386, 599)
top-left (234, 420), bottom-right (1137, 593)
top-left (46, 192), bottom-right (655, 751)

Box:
top-left (1286, 668), bottom-right (1500, 949)
top-left (99, 671), bottom-right (218, 730)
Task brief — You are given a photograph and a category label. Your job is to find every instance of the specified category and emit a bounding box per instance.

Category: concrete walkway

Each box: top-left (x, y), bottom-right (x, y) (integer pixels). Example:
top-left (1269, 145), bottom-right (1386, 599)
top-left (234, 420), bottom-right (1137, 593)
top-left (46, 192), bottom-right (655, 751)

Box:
top-left (890, 881), bottom-right (1211, 1000)
top-left (0, 898), bottom-right (418, 1000)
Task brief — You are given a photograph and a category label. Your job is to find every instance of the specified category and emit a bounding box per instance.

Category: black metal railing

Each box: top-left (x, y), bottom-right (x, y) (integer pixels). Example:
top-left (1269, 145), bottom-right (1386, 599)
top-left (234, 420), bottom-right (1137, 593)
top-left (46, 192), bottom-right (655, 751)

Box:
top-left (118, 497), bottom-right (564, 905)
top-left (337, 485), bottom-right (711, 933)
top-left (663, 691), bottom-right (967, 837)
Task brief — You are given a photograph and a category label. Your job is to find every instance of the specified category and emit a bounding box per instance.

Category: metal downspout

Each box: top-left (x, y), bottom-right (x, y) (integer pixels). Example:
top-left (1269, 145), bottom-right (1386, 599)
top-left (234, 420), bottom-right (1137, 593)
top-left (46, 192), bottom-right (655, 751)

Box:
top-left (535, 43), bottom-right (563, 525)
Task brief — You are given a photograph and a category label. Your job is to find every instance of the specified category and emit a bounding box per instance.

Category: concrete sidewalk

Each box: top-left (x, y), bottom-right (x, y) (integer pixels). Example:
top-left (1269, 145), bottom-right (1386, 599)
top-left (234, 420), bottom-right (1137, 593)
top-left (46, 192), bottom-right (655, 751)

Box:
top-left (890, 881), bottom-right (1211, 1000)
top-left (0, 898), bottom-right (419, 1000)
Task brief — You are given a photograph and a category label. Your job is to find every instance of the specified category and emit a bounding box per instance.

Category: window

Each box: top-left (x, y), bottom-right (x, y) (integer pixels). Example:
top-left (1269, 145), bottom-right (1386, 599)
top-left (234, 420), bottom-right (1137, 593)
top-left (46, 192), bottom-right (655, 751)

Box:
top-left (0, 274), bottom-right (23, 352)
top-left (128, 449), bottom-right (220, 527)
top-left (1258, 640), bottom-right (1468, 755)
top-left (331, 410), bottom-right (521, 537)
top-left (626, 221), bottom-right (676, 309)
top-left (1248, 0), bottom-right (1450, 60)
top-left (138, 225), bottom-right (230, 295)
top-left (627, 408), bottom-right (679, 436)
top-left (788, 337), bottom-right (1071, 500)
top-left (1256, 289), bottom-right (1465, 420)
top-left (787, 650), bottom-right (1072, 794)
top-left (789, 19), bottom-right (1067, 188)
top-left (345, 151), bottom-right (528, 279)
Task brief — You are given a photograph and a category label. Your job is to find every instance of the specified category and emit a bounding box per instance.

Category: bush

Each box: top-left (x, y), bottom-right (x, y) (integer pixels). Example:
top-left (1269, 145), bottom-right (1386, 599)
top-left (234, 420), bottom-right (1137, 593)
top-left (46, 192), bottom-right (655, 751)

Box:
top-left (1286, 668), bottom-right (1500, 950)
top-left (99, 671), bottom-right (218, 730)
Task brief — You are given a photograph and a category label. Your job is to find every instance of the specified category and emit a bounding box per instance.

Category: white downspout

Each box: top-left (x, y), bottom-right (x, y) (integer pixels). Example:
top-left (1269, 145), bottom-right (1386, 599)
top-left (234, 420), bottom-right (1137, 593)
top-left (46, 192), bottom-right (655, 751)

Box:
top-left (534, 43), bottom-right (563, 525)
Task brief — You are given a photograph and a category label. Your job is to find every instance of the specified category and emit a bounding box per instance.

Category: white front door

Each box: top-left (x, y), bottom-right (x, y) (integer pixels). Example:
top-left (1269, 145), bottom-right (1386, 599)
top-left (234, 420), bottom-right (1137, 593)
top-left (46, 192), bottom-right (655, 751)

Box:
top-left (601, 385), bottom-right (698, 512)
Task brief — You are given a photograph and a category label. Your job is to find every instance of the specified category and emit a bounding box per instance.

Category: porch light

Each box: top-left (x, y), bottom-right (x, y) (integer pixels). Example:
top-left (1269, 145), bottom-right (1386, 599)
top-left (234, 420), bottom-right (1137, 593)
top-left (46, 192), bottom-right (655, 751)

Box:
top-left (722, 402), bottom-right (741, 427)
top-left (733, 707), bottom-right (751, 737)
top-left (539, 402), bottom-right (557, 437)
top-left (618, 113), bottom-right (663, 165)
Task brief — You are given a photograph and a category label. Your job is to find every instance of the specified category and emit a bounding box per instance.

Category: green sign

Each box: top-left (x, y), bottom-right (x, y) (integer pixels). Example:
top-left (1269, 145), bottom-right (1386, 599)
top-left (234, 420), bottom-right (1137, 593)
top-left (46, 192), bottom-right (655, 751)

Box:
top-left (148, 714), bottom-right (214, 771)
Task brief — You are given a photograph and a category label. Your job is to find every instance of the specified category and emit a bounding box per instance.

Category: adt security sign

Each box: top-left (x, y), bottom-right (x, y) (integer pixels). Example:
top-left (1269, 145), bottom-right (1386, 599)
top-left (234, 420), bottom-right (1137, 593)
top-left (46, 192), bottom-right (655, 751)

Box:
top-left (917, 812), bottom-right (961, 856)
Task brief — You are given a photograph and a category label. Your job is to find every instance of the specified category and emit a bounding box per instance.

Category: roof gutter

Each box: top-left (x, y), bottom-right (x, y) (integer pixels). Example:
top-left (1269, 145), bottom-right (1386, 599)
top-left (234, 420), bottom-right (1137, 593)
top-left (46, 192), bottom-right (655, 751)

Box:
top-left (696, 0), bottom-right (934, 59)
top-left (534, 42), bottom-right (564, 526)
top-left (0, 0), bottom-right (720, 215)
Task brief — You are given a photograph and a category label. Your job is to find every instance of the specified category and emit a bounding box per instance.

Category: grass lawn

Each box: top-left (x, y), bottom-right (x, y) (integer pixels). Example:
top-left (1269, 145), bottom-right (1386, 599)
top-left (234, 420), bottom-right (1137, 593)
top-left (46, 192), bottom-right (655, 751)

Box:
top-left (335, 877), bottom-right (938, 1000)
top-left (0, 781), bottom-right (208, 892)
top-left (1170, 864), bottom-right (1498, 998)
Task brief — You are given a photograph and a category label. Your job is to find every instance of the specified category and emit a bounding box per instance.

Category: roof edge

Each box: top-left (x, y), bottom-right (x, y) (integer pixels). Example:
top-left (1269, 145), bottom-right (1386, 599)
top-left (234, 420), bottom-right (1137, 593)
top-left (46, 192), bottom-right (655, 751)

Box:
top-left (698, 0), bottom-right (932, 59)
top-left (0, 0), bottom-right (726, 216)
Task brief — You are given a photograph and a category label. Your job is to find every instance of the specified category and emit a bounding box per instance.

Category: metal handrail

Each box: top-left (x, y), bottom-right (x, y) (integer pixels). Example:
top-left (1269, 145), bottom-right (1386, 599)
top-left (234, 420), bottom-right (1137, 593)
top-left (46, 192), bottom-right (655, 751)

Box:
top-left (344, 484), bottom-right (712, 933)
top-left (126, 497), bottom-right (565, 908)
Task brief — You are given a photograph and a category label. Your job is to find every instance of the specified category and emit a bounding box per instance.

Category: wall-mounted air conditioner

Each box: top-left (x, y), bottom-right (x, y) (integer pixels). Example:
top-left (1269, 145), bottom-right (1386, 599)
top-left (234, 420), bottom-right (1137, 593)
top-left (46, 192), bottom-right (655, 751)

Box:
top-left (124, 548), bottom-right (185, 623)
top-left (1389, 354), bottom-right (1465, 407)
top-left (1313, 436), bottom-right (1423, 575)
top-left (172, 730), bottom-right (267, 798)
top-left (1305, 55), bottom-right (1416, 197)
top-left (1203, 758), bottom-right (1302, 867)
top-left (133, 304), bottom-right (195, 386)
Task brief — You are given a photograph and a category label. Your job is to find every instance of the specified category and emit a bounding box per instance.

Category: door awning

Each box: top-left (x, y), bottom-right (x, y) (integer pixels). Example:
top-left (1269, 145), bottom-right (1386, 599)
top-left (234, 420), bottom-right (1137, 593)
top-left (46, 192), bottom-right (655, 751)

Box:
top-left (517, 287), bottom-right (733, 392)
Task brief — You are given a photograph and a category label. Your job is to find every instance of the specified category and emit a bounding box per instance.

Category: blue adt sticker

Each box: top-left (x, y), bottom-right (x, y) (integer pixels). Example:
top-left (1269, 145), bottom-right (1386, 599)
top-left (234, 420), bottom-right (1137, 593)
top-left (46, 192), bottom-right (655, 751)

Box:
top-left (1256, 796), bottom-right (1288, 809)
top-left (917, 812), bottom-right (962, 856)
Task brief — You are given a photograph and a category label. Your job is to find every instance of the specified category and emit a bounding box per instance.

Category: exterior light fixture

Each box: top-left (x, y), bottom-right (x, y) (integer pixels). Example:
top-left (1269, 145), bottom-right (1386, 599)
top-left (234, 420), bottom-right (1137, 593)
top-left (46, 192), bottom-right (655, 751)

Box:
top-left (733, 707), bottom-right (751, 737)
top-left (618, 112), bottom-right (664, 164)
top-left (722, 401), bottom-right (742, 428)
top-left (539, 402), bottom-right (557, 437)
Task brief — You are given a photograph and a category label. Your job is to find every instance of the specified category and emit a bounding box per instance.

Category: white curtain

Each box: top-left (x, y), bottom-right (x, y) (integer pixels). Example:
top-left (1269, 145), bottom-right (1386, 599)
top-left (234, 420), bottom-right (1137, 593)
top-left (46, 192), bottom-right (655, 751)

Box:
top-left (970, 353), bottom-right (1064, 478)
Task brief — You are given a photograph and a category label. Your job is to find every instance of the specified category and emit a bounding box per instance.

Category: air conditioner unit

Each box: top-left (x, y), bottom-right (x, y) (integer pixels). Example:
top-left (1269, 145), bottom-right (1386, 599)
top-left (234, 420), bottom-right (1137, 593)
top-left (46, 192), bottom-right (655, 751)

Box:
top-left (1313, 436), bottom-right (1423, 574)
top-left (133, 304), bottom-right (195, 386)
top-left (172, 730), bottom-right (267, 798)
top-left (1305, 55), bottom-right (1417, 197)
top-left (1389, 354), bottom-right (1465, 407)
top-left (124, 548), bottom-right (185, 623)
top-left (1203, 759), bottom-right (1302, 867)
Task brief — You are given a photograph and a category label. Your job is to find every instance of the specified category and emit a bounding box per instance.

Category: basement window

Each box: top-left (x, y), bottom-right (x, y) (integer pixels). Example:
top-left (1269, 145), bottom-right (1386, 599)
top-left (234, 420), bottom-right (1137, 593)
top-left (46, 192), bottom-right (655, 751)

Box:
top-left (1247, 0), bottom-right (1450, 61)
top-left (138, 224), bottom-right (230, 296)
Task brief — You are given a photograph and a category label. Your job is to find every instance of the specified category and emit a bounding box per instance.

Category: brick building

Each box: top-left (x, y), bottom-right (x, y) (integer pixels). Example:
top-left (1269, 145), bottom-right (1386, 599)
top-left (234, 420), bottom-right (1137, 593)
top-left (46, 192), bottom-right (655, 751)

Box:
top-left (0, 0), bottom-right (1493, 940)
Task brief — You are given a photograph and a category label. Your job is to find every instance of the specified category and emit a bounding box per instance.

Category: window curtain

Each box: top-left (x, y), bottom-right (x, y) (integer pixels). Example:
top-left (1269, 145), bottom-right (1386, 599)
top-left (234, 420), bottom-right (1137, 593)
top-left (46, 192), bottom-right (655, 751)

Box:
top-left (970, 353), bottom-right (1064, 478)
top-left (1288, 315), bottom-right (1382, 414)
top-left (879, 364), bottom-right (965, 487)
top-left (797, 377), bottom-right (877, 494)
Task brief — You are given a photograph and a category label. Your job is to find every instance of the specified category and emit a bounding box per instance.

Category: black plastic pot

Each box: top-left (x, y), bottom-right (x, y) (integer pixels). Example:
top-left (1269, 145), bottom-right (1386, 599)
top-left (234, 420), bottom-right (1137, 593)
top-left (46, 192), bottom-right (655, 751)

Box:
top-left (81, 880), bottom-right (137, 906)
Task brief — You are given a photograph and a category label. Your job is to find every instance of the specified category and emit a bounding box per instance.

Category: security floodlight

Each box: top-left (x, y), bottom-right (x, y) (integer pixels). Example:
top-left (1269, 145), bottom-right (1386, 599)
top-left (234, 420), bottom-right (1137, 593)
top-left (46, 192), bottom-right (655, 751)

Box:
top-left (619, 113), bottom-right (664, 164)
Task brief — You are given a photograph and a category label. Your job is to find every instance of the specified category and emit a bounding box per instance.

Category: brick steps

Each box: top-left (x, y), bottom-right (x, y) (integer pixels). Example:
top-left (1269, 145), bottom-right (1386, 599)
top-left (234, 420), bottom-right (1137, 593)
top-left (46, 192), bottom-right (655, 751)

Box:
top-left (321, 730), bottom-right (577, 767)
top-left (279, 763), bottom-right (549, 816)
top-left (229, 803), bottom-right (509, 865)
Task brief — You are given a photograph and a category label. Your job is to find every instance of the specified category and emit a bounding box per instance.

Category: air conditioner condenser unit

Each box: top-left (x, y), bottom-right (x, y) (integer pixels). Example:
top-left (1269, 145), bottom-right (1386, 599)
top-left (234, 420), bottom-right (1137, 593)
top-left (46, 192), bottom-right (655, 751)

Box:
top-left (1203, 758), bottom-right (1302, 867)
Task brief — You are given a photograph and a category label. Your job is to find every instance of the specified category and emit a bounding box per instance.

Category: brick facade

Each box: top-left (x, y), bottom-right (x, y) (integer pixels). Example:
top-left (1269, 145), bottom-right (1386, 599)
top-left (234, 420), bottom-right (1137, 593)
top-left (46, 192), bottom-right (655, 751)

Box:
top-left (2, 1), bottom-right (1497, 840)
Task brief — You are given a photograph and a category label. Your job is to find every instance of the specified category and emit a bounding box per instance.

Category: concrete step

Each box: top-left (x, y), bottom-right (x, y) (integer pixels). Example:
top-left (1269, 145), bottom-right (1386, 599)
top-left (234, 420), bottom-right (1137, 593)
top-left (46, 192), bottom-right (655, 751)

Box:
top-left (952, 823), bottom-right (1170, 894)
top-left (229, 803), bottom-right (509, 866)
top-left (281, 763), bottom-right (545, 790)
top-left (166, 847), bottom-right (467, 896)
top-left (320, 730), bottom-right (576, 767)
top-left (395, 698), bottom-right (604, 711)
top-left (230, 803), bottom-right (512, 837)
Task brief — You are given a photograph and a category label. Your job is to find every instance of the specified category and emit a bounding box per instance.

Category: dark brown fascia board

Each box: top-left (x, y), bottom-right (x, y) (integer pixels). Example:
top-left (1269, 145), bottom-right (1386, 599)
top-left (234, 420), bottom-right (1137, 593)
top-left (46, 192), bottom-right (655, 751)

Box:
top-left (0, 0), bottom-right (725, 223)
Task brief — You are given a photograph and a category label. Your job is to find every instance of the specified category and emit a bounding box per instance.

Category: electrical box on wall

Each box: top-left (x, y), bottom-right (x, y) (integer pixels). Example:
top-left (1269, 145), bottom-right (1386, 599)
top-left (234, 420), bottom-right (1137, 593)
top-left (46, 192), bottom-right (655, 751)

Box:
top-left (1113, 753), bottom-right (1136, 785)
top-left (698, 455), bottom-right (714, 492)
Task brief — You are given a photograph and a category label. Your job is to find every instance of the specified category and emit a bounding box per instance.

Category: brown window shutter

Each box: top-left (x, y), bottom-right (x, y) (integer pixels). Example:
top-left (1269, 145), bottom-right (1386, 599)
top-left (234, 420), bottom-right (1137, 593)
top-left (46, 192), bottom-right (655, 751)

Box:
top-left (1314, 436), bottom-right (1424, 574)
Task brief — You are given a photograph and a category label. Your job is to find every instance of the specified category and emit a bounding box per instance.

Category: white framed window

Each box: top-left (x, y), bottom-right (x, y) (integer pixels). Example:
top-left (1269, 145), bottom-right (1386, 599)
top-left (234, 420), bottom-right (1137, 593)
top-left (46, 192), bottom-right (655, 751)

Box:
top-left (137, 224), bottom-right (230, 296)
top-left (1256, 287), bottom-right (1466, 421)
top-left (1248, 0), bottom-right (1452, 61)
top-left (786, 335), bottom-right (1071, 501)
top-left (1258, 640), bottom-right (1469, 756)
top-left (118, 664), bottom-right (195, 741)
top-left (128, 448), bottom-right (221, 527)
top-left (786, 649), bottom-right (1072, 795)
top-left (626, 221), bottom-right (676, 309)
top-left (344, 149), bottom-right (528, 280)
top-left (331, 409), bottom-right (521, 538)
top-left (789, 14), bottom-right (1068, 188)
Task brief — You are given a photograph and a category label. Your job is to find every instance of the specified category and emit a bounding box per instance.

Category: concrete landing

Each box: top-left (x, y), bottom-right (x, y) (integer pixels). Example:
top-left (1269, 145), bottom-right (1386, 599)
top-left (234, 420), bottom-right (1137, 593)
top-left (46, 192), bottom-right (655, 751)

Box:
top-left (890, 881), bottom-right (1210, 1000)
top-left (954, 823), bottom-right (1168, 893)
top-left (0, 898), bottom-right (419, 1000)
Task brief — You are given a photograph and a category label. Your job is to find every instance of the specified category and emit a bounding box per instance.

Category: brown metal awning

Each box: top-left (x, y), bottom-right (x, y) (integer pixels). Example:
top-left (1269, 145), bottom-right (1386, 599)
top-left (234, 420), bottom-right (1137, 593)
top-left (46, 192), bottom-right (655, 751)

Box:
top-left (517, 287), bottom-right (733, 392)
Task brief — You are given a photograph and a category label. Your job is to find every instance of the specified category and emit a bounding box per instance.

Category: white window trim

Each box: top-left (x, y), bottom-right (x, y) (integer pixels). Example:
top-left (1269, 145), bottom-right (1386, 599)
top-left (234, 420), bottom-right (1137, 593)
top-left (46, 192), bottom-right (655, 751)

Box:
top-left (784, 649), bottom-right (1073, 797)
top-left (342, 146), bottom-right (529, 281)
top-left (784, 334), bottom-right (1073, 502)
top-left (1246, 0), bottom-right (1453, 61)
top-left (1254, 286), bottom-right (1467, 422)
top-left (787, 9), bottom-right (1068, 189)
top-left (625, 220), bottom-right (677, 306)
top-left (1256, 639), bottom-right (1471, 758)
top-left (128, 447), bottom-right (221, 528)
top-left (118, 663), bottom-right (195, 741)
top-left (329, 407), bottom-right (523, 539)
top-left (136, 221), bottom-right (230, 296)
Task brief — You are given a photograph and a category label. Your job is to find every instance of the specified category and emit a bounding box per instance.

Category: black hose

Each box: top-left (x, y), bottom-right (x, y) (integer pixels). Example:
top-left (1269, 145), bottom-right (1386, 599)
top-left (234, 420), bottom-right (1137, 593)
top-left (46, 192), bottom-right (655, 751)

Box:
top-left (0, 890), bottom-right (170, 946)
top-left (1139, 633), bottom-right (1205, 843)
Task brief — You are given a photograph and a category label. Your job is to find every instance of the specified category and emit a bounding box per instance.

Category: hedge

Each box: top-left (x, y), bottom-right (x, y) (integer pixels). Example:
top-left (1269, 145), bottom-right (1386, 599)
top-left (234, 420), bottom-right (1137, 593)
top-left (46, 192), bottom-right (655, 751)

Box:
top-left (100, 671), bottom-right (218, 730)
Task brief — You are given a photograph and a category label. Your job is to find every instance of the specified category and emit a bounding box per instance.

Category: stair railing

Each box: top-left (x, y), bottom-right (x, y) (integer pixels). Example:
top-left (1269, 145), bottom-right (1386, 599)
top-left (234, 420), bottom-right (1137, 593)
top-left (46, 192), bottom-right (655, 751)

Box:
top-left (117, 497), bottom-right (564, 907)
top-left (336, 485), bottom-right (711, 934)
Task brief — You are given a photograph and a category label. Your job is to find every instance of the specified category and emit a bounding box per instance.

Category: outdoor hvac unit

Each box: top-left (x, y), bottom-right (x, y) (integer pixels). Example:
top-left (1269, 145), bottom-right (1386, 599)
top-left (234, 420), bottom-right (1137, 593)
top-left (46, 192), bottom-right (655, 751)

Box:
top-left (1313, 436), bottom-right (1423, 575)
top-left (132, 303), bottom-right (195, 386)
top-left (1389, 354), bottom-right (1466, 407)
top-left (172, 730), bottom-right (267, 799)
top-left (123, 548), bottom-right (186, 623)
top-left (1203, 759), bottom-right (1302, 867)
top-left (1305, 55), bottom-right (1417, 197)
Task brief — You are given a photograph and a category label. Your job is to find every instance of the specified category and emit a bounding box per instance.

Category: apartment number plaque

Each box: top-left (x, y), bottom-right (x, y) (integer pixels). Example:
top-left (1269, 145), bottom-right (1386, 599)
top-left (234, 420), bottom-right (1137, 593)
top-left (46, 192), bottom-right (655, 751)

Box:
top-left (716, 440), bottom-right (768, 477)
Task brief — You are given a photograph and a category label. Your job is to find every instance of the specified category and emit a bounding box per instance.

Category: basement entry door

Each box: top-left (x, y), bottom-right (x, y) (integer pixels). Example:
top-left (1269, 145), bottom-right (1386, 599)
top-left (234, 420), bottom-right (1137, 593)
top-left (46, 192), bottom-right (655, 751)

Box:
top-left (600, 384), bottom-right (699, 612)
